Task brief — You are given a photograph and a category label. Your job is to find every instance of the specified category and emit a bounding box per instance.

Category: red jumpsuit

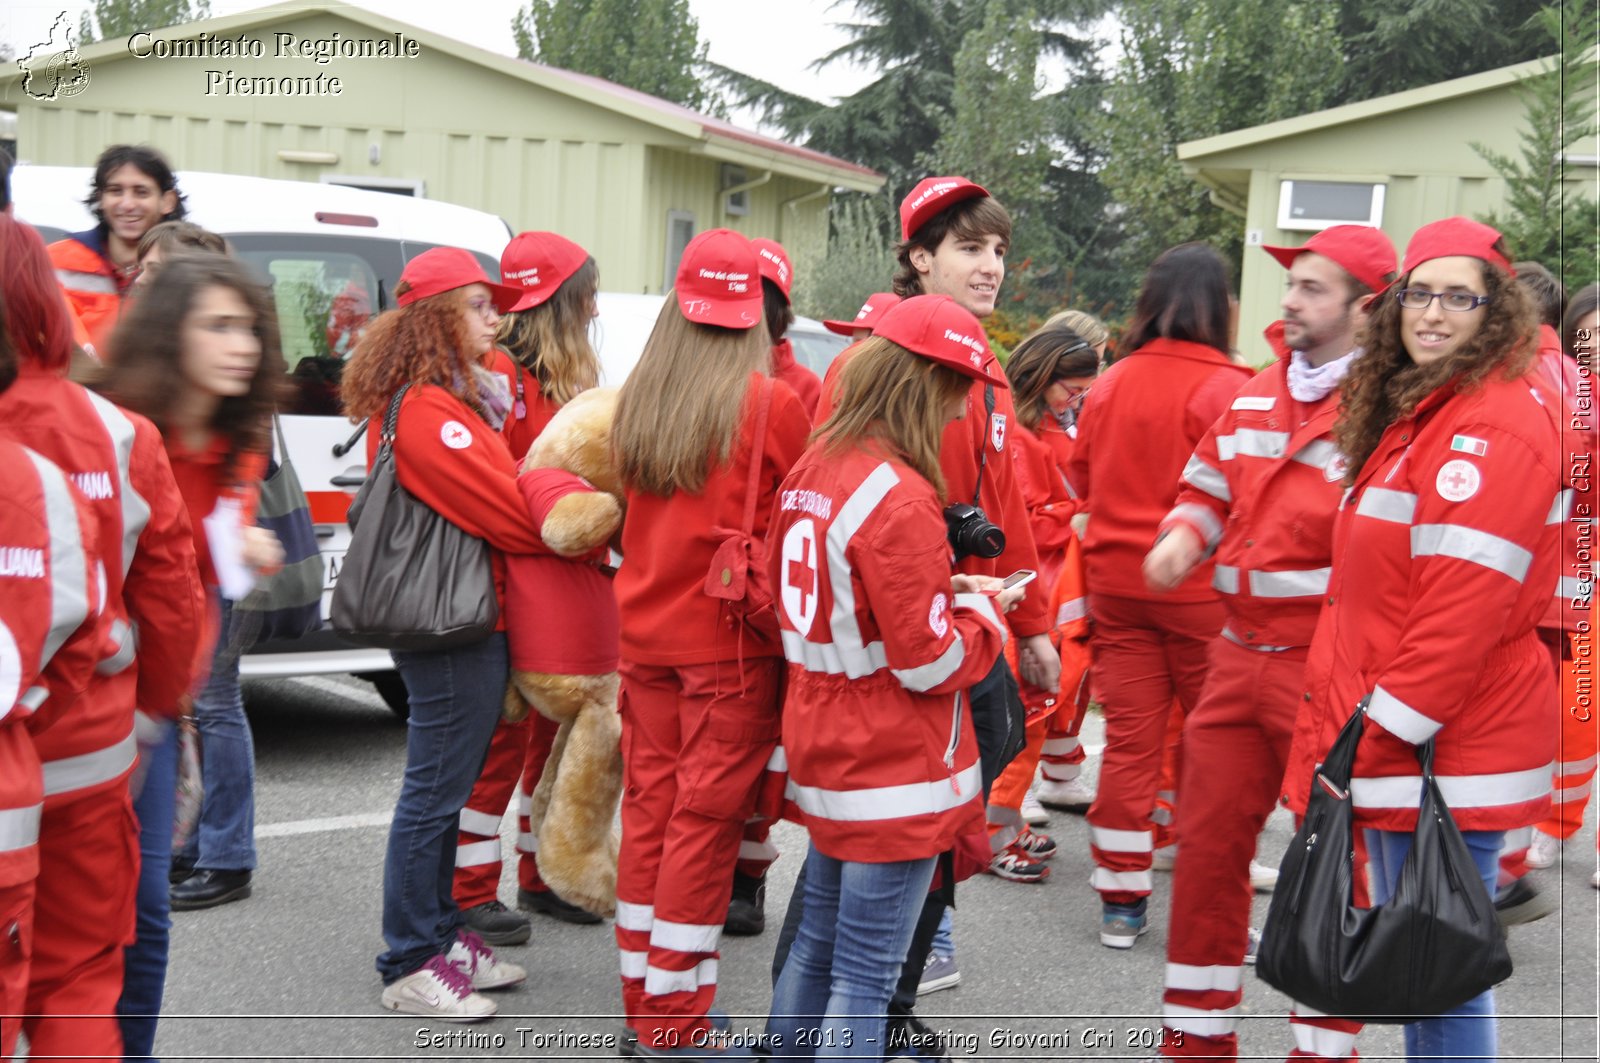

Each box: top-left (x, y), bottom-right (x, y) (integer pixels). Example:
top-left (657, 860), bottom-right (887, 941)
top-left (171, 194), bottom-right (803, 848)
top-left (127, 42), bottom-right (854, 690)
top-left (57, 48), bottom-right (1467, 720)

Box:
top-left (613, 375), bottom-right (809, 1046)
top-left (1152, 346), bottom-right (1346, 1059)
top-left (1066, 338), bottom-right (1252, 904)
top-left (1035, 418), bottom-right (1095, 790)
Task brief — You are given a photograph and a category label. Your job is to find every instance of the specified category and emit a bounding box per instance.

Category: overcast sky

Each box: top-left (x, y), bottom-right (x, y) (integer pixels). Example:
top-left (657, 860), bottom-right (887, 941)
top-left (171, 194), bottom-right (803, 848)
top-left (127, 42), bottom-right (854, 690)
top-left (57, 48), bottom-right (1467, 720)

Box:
top-left (4, 0), bottom-right (880, 109)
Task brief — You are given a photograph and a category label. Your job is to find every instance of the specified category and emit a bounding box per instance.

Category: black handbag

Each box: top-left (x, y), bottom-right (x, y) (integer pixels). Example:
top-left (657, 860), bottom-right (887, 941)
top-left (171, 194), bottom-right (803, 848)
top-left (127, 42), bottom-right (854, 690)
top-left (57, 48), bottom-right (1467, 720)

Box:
top-left (236, 416), bottom-right (325, 646)
top-left (1256, 698), bottom-right (1512, 1021)
top-left (330, 385), bottom-right (499, 651)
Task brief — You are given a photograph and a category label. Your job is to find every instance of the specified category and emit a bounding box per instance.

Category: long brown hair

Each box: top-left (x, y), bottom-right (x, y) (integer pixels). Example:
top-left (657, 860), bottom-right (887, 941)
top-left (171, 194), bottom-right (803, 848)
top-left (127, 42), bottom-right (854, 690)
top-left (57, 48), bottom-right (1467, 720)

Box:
top-left (613, 301), bottom-right (768, 495)
top-left (96, 253), bottom-right (285, 480)
top-left (1004, 325), bottom-right (1098, 432)
top-left (342, 286), bottom-right (484, 421)
top-left (1122, 242), bottom-right (1233, 355)
top-left (1336, 259), bottom-right (1537, 481)
top-left (496, 257), bottom-right (600, 405)
top-left (815, 338), bottom-right (970, 499)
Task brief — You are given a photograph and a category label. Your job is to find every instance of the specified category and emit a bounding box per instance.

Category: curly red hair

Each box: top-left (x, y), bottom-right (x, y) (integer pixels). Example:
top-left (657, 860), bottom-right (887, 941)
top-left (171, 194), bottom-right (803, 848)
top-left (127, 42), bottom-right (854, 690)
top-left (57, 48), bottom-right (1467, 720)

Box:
top-left (341, 287), bottom-right (483, 421)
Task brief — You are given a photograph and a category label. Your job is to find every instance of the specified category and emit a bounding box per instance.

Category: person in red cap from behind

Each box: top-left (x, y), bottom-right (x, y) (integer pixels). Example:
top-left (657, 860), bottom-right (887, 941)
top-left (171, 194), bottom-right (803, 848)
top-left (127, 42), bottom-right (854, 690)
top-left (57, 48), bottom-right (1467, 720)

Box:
top-left (763, 293), bottom-right (1016, 1059)
top-left (342, 246), bottom-right (551, 1022)
top-left (447, 232), bottom-right (608, 945)
top-left (822, 291), bottom-right (901, 342)
top-left (751, 237), bottom-right (823, 420)
top-left (610, 228), bottom-right (811, 1059)
top-left (1279, 217), bottom-right (1558, 1063)
top-left (1134, 224), bottom-right (1395, 1059)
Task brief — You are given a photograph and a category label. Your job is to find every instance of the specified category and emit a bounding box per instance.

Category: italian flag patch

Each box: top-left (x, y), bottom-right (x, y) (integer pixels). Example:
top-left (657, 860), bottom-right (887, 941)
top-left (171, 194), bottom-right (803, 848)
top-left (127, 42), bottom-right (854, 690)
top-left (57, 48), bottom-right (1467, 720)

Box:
top-left (1450, 435), bottom-right (1488, 456)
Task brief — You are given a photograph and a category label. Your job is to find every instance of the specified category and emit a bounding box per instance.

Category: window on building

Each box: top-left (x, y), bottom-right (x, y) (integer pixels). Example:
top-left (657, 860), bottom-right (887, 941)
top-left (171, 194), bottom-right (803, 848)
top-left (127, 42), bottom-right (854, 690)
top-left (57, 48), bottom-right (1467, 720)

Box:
top-left (1277, 180), bottom-right (1387, 231)
top-left (664, 211), bottom-right (695, 291)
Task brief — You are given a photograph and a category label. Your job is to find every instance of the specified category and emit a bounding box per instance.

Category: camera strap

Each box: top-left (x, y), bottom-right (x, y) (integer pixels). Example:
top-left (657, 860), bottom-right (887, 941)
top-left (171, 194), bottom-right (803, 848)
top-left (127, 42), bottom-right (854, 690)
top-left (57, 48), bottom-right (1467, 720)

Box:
top-left (972, 383), bottom-right (995, 506)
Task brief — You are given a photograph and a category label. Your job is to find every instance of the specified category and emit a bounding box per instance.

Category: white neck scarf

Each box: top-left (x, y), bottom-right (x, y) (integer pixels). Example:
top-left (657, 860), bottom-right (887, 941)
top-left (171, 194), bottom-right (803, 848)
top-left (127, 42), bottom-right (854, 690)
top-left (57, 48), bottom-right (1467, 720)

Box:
top-left (1287, 348), bottom-right (1361, 403)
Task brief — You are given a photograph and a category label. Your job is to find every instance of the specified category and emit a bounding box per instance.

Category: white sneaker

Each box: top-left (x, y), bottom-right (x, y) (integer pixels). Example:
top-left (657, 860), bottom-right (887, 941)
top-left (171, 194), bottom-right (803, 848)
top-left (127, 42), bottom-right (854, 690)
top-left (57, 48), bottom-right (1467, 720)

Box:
top-left (1036, 775), bottom-right (1096, 812)
top-left (1591, 867), bottom-right (1599, 890)
top-left (1250, 859), bottom-right (1280, 893)
top-left (1526, 830), bottom-right (1562, 870)
top-left (1152, 844), bottom-right (1178, 871)
top-left (381, 955), bottom-right (497, 1021)
top-left (447, 929), bottom-right (527, 990)
top-left (1020, 788), bottom-right (1051, 826)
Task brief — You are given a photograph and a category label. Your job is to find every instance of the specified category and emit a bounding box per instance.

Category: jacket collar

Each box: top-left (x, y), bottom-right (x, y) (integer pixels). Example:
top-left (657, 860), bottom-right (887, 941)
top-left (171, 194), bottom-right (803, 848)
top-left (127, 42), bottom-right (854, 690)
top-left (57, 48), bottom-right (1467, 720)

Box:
top-left (1128, 336), bottom-right (1237, 366)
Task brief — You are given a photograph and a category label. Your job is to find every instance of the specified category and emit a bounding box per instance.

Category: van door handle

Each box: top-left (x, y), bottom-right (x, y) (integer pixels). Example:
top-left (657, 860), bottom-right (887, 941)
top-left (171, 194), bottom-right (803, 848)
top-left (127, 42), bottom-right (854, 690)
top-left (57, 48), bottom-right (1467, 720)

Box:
top-left (330, 473), bottom-right (366, 488)
top-left (313, 523), bottom-right (340, 539)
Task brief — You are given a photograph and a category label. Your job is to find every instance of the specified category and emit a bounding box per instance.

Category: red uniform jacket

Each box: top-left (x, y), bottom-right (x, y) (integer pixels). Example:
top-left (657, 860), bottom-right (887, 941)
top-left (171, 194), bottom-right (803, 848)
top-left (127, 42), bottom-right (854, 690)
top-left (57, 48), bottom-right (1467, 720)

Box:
top-left (485, 349), bottom-right (560, 465)
top-left (1533, 324), bottom-right (1594, 634)
top-left (767, 440), bottom-right (1006, 862)
top-left (1283, 372), bottom-right (1562, 832)
top-left (165, 435), bottom-right (266, 590)
top-left (364, 385), bottom-right (550, 628)
top-left (1008, 421), bottom-right (1082, 591)
top-left (1160, 347), bottom-right (1347, 649)
top-left (0, 443), bottom-right (103, 887)
top-left (505, 469), bottom-right (619, 675)
top-left (819, 349), bottom-right (1049, 636)
top-left (771, 340), bottom-right (821, 421)
top-left (615, 374), bottom-right (810, 666)
top-left (48, 230), bottom-right (131, 359)
top-left (1066, 338), bottom-right (1254, 603)
top-left (0, 368), bottom-right (204, 803)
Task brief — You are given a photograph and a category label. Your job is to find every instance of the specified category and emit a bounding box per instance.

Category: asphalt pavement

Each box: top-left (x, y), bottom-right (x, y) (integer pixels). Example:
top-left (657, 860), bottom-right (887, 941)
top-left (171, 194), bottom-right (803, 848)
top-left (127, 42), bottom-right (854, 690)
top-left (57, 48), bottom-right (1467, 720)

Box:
top-left (137, 674), bottom-right (1599, 1062)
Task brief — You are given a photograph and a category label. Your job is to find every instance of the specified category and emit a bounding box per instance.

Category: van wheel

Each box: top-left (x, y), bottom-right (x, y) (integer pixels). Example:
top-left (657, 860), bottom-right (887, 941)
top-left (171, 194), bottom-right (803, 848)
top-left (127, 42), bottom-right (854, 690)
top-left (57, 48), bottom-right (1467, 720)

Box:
top-left (366, 672), bottom-right (410, 720)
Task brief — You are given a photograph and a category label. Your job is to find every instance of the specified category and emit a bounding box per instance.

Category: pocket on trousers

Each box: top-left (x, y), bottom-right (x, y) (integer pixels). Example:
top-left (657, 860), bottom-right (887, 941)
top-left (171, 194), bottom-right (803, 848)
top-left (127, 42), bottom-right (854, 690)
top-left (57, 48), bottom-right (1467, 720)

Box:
top-left (681, 685), bottom-right (780, 820)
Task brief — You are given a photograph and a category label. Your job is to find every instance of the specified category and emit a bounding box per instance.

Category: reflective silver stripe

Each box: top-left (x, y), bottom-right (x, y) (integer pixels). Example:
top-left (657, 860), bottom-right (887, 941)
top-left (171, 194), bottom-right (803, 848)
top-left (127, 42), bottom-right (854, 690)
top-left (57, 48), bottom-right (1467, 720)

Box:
top-left (1549, 489), bottom-right (1575, 524)
top-left (515, 787), bottom-right (532, 816)
top-left (1500, 826), bottom-right (1532, 854)
top-left (1212, 564), bottom-right (1240, 594)
top-left (644, 958), bottom-right (717, 995)
top-left (1089, 825), bottom-right (1150, 852)
top-left (1356, 487), bottom-right (1417, 524)
top-left (1290, 438), bottom-right (1342, 470)
top-left (786, 761), bottom-right (981, 823)
top-left (1555, 780), bottom-right (1594, 804)
top-left (1411, 524), bottom-right (1533, 583)
top-left (781, 629), bottom-right (888, 676)
top-left (84, 391), bottom-right (151, 578)
top-left (1291, 1020), bottom-right (1357, 1059)
top-left (738, 838), bottom-right (778, 862)
top-left (1163, 1003), bottom-right (1239, 1039)
top-left (1181, 456), bottom-right (1230, 502)
top-left (1248, 566), bottom-right (1331, 598)
top-left (1041, 737), bottom-right (1079, 757)
top-left (1367, 684), bottom-right (1442, 744)
top-left (1165, 962), bottom-right (1243, 993)
top-left (1558, 575), bottom-right (1591, 602)
top-left (0, 621), bottom-right (19, 725)
top-left (651, 919), bottom-right (723, 954)
top-left (1060, 469), bottom-right (1079, 500)
top-left (1221, 625), bottom-right (1296, 653)
top-left (454, 839), bottom-right (499, 867)
top-left (619, 949), bottom-right (648, 979)
top-left (766, 745), bottom-right (787, 771)
top-left (826, 462), bottom-right (899, 666)
top-left (55, 268), bottom-right (117, 295)
top-left (615, 900), bottom-right (654, 931)
top-left (41, 729), bottom-right (137, 796)
top-left (457, 806), bottom-right (502, 836)
top-left (26, 449), bottom-right (91, 663)
top-left (1090, 867), bottom-right (1151, 893)
top-left (515, 831), bottom-right (538, 854)
top-left (1167, 502), bottom-right (1224, 549)
top-left (952, 591), bottom-right (1006, 647)
top-left (21, 686), bottom-right (49, 712)
top-left (1557, 754), bottom-right (1599, 775)
top-left (1350, 763), bottom-right (1551, 810)
top-left (0, 805), bottom-right (41, 853)
top-left (1217, 428), bottom-right (1289, 460)
top-left (95, 617), bottom-right (135, 676)
top-left (1056, 597), bottom-right (1086, 626)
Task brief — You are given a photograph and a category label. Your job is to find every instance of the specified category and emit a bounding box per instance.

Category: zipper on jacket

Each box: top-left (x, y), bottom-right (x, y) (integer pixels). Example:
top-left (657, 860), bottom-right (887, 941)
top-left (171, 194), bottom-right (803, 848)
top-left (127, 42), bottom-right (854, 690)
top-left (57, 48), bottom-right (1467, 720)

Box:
top-left (944, 692), bottom-right (964, 795)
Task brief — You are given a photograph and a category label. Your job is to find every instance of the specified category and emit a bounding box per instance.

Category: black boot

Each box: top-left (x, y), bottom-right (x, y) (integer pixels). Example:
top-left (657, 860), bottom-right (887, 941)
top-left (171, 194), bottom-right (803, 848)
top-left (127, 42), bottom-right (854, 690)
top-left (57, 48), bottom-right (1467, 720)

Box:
top-left (724, 871), bottom-right (766, 936)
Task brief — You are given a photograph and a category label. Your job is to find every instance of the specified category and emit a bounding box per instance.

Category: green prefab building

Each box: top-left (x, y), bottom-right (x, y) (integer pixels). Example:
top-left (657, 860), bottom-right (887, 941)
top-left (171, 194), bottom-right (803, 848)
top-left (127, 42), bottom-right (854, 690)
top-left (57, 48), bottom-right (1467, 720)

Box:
top-left (0, 0), bottom-right (881, 294)
top-left (1179, 55), bottom-right (1597, 363)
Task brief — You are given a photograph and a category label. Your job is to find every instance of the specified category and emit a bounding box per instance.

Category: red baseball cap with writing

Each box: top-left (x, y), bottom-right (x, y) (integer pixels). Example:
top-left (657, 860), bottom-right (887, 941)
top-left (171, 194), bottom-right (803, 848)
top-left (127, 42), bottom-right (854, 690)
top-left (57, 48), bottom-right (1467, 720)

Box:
top-left (1401, 216), bottom-right (1514, 276)
top-left (751, 238), bottom-right (793, 303)
top-left (900, 176), bottom-right (990, 242)
top-left (501, 231), bottom-right (590, 312)
top-left (823, 292), bottom-right (902, 336)
top-left (1262, 225), bottom-right (1398, 295)
top-left (675, 229), bottom-right (763, 329)
top-left (872, 294), bottom-right (1009, 387)
top-left (398, 247), bottom-right (522, 312)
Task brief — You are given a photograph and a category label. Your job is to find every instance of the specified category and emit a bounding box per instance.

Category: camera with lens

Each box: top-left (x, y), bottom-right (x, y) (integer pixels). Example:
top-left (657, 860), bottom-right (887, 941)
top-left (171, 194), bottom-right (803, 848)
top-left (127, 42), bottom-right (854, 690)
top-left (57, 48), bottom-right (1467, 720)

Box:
top-left (944, 502), bottom-right (1005, 560)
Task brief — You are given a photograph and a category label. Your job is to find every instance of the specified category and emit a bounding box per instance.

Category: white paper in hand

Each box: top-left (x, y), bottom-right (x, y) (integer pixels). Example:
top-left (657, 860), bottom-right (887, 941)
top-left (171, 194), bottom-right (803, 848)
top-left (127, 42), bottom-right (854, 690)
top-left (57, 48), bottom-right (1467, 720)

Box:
top-left (204, 496), bottom-right (256, 601)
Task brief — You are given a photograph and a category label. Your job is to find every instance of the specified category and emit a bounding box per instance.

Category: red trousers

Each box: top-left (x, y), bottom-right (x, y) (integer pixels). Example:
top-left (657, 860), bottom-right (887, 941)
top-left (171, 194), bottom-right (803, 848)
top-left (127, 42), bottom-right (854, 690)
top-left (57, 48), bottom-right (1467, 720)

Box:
top-left (1, 881), bottom-right (34, 1062)
top-left (25, 788), bottom-right (138, 1062)
top-left (452, 712), bottom-right (561, 908)
top-left (1085, 593), bottom-right (1222, 904)
top-left (988, 714), bottom-right (1051, 849)
top-left (615, 658), bottom-right (781, 1045)
top-left (1539, 630), bottom-right (1597, 841)
top-left (1159, 639), bottom-right (1304, 1059)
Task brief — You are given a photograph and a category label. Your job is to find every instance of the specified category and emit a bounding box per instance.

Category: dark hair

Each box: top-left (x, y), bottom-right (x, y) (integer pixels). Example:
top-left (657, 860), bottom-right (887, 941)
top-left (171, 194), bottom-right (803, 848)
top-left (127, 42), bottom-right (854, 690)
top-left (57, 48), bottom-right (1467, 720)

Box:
top-left (892, 196), bottom-right (1013, 298)
top-left (1004, 325), bottom-right (1099, 431)
top-left (1123, 242), bottom-right (1233, 354)
top-left (0, 145), bottom-right (13, 213)
top-left (96, 253), bottom-right (285, 482)
top-left (83, 144), bottom-right (188, 229)
top-left (762, 278), bottom-right (794, 344)
top-left (1563, 282), bottom-right (1600, 363)
top-left (137, 220), bottom-right (227, 261)
top-left (0, 286), bottom-right (16, 395)
top-left (1513, 260), bottom-right (1566, 328)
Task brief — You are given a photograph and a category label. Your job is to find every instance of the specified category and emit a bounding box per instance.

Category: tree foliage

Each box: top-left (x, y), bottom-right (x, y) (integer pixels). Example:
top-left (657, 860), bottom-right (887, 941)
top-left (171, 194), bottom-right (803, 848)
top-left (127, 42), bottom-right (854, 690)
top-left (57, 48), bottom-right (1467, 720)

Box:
top-left (789, 196), bottom-right (898, 322)
top-left (510, 0), bottom-right (717, 112)
top-left (1329, 0), bottom-right (1550, 105)
top-left (77, 0), bottom-right (211, 44)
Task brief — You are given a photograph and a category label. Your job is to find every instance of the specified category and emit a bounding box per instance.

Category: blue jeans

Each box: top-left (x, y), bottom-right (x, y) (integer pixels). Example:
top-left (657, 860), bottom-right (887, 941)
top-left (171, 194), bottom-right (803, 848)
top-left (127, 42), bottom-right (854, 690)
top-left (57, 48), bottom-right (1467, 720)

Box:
top-left (178, 597), bottom-right (257, 872)
top-left (929, 907), bottom-right (954, 958)
top-left (1366, 827), bottom-right (1503, 1063)
top-left (376, 634), bottom-right (507, 984)
top-left (767, 844), bottom-right (936, 1061)
top-left (119, 721), bottom-right (179, 1061)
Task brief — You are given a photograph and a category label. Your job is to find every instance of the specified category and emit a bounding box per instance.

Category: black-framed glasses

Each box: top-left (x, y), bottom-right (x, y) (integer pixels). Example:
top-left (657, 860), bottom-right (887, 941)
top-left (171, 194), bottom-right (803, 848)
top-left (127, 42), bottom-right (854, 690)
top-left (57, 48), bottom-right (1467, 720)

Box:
top-left (1394, 289), bottom-right (1491, 313)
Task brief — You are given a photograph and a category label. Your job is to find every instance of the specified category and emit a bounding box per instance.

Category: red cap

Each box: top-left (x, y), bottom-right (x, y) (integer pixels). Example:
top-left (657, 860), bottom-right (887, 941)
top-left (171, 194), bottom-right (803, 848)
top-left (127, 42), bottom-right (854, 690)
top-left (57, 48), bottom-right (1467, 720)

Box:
top-left (1262, 225), bottom-right (1398, 295)
top-left (900, 176), bottom-right (990, 241)
top-left (1402, 216), bottom-right (1514, 277)
top-left (674, 229), bottom-right (763, 329)
top-left (823, 292), bottom-right (902, 336)
top-left (871, 295), bottom-right (1008, 387)
top-left (751, 238), bottom-right (793, 302)
top-left (501, 231), bottom-right (590, 312)
top-left (398, 247), bottom-right (522, 312)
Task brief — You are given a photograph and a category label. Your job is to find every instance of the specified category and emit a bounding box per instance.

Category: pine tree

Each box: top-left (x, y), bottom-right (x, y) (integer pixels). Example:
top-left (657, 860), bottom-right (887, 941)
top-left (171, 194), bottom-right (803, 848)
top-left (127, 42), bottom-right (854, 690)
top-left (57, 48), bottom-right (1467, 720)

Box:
top-left (510, 0), bottom-right (717, 113)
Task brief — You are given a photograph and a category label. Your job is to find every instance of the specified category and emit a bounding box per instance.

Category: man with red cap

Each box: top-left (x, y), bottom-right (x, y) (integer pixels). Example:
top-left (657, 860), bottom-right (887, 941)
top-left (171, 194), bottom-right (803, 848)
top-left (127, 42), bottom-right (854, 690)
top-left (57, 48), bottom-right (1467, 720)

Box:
top-left (1142, 225), bottom-right (1396, 1058)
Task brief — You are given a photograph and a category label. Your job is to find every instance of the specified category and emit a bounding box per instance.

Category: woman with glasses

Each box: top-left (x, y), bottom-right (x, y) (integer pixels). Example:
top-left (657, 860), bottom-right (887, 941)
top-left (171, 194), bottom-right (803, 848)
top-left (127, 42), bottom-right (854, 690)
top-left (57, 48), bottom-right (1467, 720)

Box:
top-left (1282, 217), bottom-right (1560, 1062)
top-left (341, 248), bottom-right (549, 1022)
